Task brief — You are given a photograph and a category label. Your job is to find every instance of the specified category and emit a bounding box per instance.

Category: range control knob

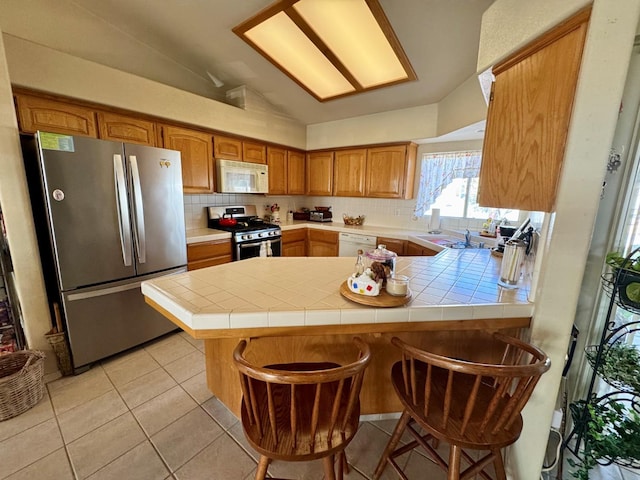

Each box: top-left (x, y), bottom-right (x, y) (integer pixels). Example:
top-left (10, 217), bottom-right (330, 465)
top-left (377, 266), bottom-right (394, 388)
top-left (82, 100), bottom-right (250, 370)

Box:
top-left (258, 232), bottom-right (265, 238)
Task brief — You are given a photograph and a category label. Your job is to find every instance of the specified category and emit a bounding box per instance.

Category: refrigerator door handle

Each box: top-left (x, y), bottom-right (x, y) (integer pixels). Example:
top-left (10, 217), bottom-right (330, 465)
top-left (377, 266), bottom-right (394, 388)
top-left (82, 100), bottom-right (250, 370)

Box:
top-left (113, 154), bottom-right (133, 266)
top-left (129, 155), bottom-right (146, 264)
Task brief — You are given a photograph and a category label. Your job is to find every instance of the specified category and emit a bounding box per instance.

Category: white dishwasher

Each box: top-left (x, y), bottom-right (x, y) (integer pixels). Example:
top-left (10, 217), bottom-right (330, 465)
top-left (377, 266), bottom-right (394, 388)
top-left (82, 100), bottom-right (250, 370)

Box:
top-left (338, 232), bottom-right (377, 257)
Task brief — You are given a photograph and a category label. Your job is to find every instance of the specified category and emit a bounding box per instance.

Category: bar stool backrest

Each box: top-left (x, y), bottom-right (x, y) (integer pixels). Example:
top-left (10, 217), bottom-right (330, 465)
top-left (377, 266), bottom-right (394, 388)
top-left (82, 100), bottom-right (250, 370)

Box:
top-left (391, 332), bottom-right (550, 438)
top-left (233, 336), bottom-right (371, 455)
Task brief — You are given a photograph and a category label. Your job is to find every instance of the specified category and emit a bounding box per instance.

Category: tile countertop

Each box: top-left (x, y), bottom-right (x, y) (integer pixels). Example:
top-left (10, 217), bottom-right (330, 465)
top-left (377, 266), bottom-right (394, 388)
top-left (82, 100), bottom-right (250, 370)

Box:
top-left (186, 221), bottom-right (498, 250)
top-left (141, 248), bottom-right (531, 332)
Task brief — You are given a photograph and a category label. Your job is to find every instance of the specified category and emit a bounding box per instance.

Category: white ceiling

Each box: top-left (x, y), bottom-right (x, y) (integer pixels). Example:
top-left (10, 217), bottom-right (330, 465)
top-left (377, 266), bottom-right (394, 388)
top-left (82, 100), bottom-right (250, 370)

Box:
top-left (1, 0), bottom-right (493, 129)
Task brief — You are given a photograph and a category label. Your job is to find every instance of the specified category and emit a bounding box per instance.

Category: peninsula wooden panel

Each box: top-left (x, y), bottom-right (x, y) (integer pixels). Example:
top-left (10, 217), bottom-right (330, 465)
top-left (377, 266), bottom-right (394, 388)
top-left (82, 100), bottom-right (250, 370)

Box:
top-left (97, 112), bottom-right (156, 146)
top-left (306, 151), bottom-right (334, 196)
top-left (204, 328), bottom-right (524, 417)
top-left (478, 7), bottom-right (590, 212)
top-left (333, 148), bottom-right (367, 197)
top-left (161, 125), bottom-right (215, 194)
top-left (16, 94), bottom-right (97, 137)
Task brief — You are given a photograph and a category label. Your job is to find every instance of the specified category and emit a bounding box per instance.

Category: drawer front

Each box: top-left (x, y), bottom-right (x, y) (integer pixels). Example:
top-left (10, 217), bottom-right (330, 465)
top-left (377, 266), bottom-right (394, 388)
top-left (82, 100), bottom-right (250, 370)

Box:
top-left (187, 240), bottom-right (232, 262)
top-left (308, 229), bottom-right (338, 244)
top-left (282, 228), bottom-right (307, 243)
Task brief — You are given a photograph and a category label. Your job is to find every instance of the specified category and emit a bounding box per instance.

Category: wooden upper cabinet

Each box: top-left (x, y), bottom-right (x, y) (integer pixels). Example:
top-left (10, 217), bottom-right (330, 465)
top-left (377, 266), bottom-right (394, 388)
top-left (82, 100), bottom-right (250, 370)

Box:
top-left (243, 141), bottom-right (267, 164)
top-left (267, 147), bottom-right (287, 195)
top-left (306, 151), bottom-right (334, 196)
top-left (214, 135), bottom-right (242, 160)
top-left (478, 7), bottom-right (590, 212)
top-left (161, 125), bottom-right (214, 194)
top-left (287, 151), bottom-right (306, 195)
top-left (334, 149), bottom-right (367, 197)
top-left (366, 144), bottom-right (416, 199)
top-left (97, 112), bottom-right (156, 146)
top-left (15, 94), bottom-right (97, 137)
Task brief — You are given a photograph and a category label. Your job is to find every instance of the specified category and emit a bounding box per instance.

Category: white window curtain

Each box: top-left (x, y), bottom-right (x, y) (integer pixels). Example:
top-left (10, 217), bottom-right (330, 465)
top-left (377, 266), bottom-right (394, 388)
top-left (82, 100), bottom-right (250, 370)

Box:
top-left (413, 150), bottom-right (482, 218)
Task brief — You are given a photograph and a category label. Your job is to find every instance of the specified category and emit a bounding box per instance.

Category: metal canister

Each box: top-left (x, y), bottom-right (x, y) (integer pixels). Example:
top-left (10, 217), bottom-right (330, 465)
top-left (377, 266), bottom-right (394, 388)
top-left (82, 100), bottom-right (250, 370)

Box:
top-left (498, 239), bottom-right (527, 288)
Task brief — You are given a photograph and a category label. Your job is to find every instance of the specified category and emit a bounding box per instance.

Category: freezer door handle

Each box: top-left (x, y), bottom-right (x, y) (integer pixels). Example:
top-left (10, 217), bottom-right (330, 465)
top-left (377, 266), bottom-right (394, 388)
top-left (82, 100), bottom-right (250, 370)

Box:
top-left (113, 154), bottom-right (133, 266)
top-left (67, 281), bottom-right (142, 301)
top-left (129, 155), bottom-right (146, 264)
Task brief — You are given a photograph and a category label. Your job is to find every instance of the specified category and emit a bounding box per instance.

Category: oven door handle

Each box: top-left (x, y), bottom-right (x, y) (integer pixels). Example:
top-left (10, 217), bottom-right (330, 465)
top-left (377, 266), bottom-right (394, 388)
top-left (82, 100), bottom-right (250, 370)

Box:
top-left (240, 240), bottom-right (271, 249)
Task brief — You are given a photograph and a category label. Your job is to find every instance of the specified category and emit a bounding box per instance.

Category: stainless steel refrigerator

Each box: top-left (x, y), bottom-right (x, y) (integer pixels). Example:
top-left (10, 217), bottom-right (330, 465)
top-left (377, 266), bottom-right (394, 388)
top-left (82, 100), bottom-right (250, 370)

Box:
top-left (22, 132), bottom-right (186, 371)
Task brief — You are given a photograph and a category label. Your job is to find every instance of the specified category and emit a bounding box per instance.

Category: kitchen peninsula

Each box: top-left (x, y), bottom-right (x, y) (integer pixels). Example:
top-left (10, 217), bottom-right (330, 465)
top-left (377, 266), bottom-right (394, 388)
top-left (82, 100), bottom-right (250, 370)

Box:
top-left (142, 248), bottom-right (532, 416)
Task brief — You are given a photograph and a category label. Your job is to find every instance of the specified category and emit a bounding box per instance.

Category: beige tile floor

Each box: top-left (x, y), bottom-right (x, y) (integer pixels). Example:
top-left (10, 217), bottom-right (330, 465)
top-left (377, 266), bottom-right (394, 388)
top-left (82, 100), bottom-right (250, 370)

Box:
top-left (0, 331), bottom-right (637, 480)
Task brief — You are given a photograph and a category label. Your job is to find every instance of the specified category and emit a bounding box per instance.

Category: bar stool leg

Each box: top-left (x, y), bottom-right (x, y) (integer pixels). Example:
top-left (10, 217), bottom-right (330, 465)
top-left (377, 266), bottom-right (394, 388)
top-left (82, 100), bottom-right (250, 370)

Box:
top-left (491, 448), bottom-right (507, 480)
top-left (255, 455), bottom-right (271, 480)
top-left (448, 445), bottom-right (462, 480)
top-left (323, 454), bottom-right (336, 480)
top-left (373, 410), bottom-right (411, 479)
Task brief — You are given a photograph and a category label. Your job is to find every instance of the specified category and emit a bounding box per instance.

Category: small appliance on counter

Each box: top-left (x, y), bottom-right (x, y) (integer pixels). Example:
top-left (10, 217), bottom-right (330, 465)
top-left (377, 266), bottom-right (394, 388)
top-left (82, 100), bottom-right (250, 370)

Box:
top-left (309, 206), bottom-right (333, 222)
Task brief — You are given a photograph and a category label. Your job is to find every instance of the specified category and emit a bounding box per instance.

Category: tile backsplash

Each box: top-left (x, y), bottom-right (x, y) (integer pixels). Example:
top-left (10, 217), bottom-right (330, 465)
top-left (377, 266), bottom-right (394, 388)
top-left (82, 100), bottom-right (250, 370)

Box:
top-left (184, 194), bottom-right (489, 232)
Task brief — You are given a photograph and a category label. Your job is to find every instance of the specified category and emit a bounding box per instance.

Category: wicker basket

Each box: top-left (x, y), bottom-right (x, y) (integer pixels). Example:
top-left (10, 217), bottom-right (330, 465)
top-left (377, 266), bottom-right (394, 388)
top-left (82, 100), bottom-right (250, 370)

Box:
top-left (45, 332), bottom-right (73, 376)
top-left (0, 350), bottom-right (45, 421)
top-left (343, 214), bottom-right (365, 226)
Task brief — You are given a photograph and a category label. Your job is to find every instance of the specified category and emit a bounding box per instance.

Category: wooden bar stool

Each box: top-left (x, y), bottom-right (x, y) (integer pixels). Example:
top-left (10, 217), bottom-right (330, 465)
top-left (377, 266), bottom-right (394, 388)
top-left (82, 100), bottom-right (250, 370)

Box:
top-left (233, 336), bottom-right (371, 480)
top-left (374, 332), bottom-right (550, 480)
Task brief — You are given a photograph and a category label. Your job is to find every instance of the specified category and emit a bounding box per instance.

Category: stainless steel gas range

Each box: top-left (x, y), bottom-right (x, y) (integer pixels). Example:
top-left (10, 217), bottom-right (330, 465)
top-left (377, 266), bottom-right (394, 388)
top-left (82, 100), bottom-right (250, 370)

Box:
top-left (207, 205), bottom-right (281, 260)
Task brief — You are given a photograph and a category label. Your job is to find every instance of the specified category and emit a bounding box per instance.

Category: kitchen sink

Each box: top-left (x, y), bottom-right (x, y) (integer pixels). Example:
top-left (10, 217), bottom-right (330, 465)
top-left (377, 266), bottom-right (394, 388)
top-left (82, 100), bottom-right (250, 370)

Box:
top-left (411, 235), bottom-right (488, 249)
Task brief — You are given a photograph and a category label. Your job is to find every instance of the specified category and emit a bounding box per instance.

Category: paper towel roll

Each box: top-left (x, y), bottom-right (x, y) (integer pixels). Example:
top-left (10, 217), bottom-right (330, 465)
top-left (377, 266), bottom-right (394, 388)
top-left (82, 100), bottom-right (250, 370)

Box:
top-left (429, 208), bottom-right (441, 231)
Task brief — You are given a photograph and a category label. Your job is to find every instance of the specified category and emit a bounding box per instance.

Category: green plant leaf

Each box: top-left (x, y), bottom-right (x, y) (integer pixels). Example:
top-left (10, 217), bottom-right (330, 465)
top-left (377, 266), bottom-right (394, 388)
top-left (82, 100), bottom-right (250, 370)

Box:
top-left (626, 282), bottom-right (640, 302)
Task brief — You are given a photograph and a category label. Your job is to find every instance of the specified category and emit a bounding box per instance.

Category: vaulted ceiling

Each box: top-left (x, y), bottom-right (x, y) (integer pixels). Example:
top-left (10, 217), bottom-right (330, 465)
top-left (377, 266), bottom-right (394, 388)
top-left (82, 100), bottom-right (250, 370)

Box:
top-left (1, 0), bottom-right (493, 128)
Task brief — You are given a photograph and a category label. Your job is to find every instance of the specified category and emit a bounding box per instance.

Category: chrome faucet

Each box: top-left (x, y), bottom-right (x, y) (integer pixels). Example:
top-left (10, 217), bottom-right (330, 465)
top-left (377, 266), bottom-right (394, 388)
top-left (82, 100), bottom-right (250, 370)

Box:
top-left (464, 229), bottom-right (472, 248)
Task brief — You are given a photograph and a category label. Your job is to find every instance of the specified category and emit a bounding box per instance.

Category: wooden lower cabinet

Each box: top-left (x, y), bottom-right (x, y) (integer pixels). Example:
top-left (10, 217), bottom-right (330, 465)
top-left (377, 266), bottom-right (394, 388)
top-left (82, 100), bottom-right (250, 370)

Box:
top-left (282, 229), bottom-right (307, 257)
top-left (406, 241), bottom-right (439, 256)
top-left (376, 237), bottom-right (406, 256)
top-left (187, 239), bottom-right (232, 270)
top-left (307, 229), bottom-right (338, 257)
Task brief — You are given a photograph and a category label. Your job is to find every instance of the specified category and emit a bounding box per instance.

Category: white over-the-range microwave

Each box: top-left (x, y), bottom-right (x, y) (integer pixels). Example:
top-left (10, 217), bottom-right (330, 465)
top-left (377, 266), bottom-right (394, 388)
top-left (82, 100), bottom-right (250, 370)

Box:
top-left (216, 159), bottom-right (269, 194)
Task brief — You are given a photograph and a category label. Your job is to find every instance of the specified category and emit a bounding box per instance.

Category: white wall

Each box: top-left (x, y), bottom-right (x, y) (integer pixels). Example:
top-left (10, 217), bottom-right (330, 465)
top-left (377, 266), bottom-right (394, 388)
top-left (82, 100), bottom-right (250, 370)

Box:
top-left (436, 75), bottom-right (488, 137)
top-left (0, 33), bottom-right (56, 373)
top-left (477, 0), bottom-right (590, 72)
top-left (3, 34), bottom-right (307, 150)
top-left (477, 1), bottom-right (640, 479)
top-left (306, 104), bottom-right (439, 150)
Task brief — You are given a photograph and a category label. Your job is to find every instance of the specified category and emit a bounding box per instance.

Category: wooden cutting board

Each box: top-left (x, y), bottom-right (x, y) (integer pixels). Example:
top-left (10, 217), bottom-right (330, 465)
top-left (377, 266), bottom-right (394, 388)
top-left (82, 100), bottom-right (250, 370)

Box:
top-left (340, 281), bottom-right (412, 307)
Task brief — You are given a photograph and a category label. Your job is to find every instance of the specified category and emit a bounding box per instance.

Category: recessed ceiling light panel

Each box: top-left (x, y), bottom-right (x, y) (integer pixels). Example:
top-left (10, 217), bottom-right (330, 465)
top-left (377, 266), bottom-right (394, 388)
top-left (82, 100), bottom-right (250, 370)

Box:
top-left (233, 0), bottom-right (416, 102)
top-left (245, 12), bottom-right (355, 100)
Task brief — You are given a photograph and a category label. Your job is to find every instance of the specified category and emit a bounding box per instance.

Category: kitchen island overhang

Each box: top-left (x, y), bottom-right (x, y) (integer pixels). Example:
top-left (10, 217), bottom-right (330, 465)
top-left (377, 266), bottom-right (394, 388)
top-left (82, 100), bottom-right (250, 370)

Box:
top-left (142, 252), bottom-right (533, 416)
